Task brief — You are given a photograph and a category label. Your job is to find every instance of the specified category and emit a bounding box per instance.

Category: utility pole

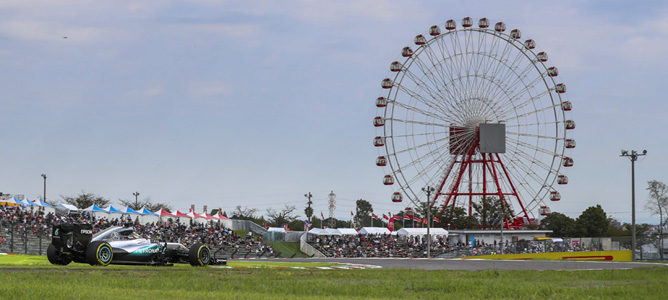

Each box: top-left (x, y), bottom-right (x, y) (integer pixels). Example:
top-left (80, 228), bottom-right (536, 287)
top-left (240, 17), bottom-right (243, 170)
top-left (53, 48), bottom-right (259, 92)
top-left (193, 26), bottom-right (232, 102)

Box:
top-left (422, 186), bottom-right (435, 258)
top-left (133, 192), bottom-right (140, 208)
top-left (41, 174), bottom-right (47, 204)
top-left (500, 217), bottom-right (504, 254)
top-left (620, 149), bottom-right (647, 261)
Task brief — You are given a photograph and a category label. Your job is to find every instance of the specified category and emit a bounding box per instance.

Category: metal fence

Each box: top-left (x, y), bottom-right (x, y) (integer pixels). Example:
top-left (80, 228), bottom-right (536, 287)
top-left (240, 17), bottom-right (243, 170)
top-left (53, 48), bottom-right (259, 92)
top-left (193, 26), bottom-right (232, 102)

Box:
top-left (0, 222), bottom-right (50, 255)
top-left (610, 235), bottom-right (667, 260)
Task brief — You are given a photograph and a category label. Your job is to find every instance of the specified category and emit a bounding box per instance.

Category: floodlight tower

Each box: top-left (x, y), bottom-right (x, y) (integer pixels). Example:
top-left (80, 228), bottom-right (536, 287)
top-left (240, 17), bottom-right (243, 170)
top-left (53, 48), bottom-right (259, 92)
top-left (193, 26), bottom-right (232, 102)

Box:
top-left (620, 149), bottom-right (647, 261)
top-left (328, 190), bottom-right (336, 228)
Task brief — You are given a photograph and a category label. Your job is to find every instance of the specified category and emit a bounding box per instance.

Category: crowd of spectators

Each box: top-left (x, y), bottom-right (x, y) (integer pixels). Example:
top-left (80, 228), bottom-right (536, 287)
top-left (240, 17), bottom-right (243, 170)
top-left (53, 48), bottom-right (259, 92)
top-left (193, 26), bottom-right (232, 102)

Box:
top-left (309, 234), bottom-right (452, 258)
top-left (307, 233), bottom-right (597, 258)
top-left (0, 206), bottom-right (273, 257)
top-left (1, 205), bottom-right (599, 259)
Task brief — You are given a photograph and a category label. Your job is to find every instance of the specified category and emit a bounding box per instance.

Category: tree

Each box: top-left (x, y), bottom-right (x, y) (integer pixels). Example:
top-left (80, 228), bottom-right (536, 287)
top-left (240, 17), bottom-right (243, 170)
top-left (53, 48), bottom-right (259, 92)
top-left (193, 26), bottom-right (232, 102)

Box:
top-left (118, 197), bottom-right (172, 212)
top-left (442, 206), bottom-right (479, 229)
top-left (304, 193), bottom-right (313, 223)
top-left (607, 218), bottom-right (629, 236)
top-left (472, 197), bottom-right (513, 228)
top-left (539, 212), bottom-right (576, 237)
top-left (231, 206), bottom-right (258, 220)
top-left (355, 199), bottom-right (373, 227)
top-left (646, 180), bottom-right (668, 260)
top-left (61, 192), bottom-right (110, 209)
top-left (266, 205), bottom-right (299, 226)
top-left (575, 205), bottom-right (609, 237)
top-left (304, 206), bottom-right (313, 222)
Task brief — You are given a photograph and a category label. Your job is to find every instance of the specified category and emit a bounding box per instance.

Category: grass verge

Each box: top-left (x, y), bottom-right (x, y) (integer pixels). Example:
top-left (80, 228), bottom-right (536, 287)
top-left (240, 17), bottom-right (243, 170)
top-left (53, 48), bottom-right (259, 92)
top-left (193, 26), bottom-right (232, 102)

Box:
top-left (1, 255), bottom-right (666, 299)
top-left (269, 241), bottom-right (308, 258)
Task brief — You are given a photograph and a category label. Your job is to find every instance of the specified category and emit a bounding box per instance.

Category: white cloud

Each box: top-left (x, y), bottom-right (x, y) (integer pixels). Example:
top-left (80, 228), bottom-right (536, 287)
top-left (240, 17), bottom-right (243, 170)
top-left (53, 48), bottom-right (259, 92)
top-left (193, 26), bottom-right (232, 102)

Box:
top-left (174, 23), bottom-right (260, 38)
top-left (189, 82), bottom-right (230, 96)
top-left (143, 87), bottom-right (165, 97)
top-left (194, 0), bottom-right (421, 24)
top-left (0, 20), bottom-right (114, 44)
top-left (288, 0), bottom-right (413, 23)
top-left (0, 0), bottom-right (93, 9)
top-left (617, 17), bottom-right (668, 62)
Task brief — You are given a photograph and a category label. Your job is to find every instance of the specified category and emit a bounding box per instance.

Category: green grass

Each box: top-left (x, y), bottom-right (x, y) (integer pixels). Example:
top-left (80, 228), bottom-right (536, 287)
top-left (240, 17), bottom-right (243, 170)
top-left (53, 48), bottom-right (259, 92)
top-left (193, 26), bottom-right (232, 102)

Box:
top-left (0, 255), bottom-right (666, 299)
top-left (0, 255), bottom-right (332, 268)
top-left (269, 241), bottom-right (308, 258)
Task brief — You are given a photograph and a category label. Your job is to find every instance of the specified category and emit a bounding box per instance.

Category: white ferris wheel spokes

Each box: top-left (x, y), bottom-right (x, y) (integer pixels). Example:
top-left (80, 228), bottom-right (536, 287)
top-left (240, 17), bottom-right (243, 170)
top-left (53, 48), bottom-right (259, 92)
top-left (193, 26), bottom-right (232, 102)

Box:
top-left (374, 17), bottom-right (574, 225)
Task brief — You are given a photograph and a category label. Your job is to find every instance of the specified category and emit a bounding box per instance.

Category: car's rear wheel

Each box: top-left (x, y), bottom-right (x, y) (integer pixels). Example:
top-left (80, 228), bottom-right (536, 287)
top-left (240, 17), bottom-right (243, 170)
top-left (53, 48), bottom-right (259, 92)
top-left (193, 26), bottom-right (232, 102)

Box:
top-left (47, 243), bottom-right (71, 265)
top-left (188, 243), bottom-right (210, 266)
top-left (86, 241), bottom-right (113, 266)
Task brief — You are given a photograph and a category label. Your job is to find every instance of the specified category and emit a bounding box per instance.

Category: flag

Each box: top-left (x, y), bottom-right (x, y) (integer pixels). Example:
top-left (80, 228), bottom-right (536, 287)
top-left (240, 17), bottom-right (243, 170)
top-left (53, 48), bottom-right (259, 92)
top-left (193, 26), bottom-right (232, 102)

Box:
top-left (372, 213), bottom-right (379, 219)
top-left (433, 216), bottom-right (440, 223)
top-left (388, 218), bottom-right (394, 232)
top-left (413, 216), bottom-right (421, 222)
top-left (392, 215), bottom-right (401, 221)
top-left (422, 218), bottom-right (427, 224)
top-left (304, 221), bottom-right (311, 232)
top-left (382, 214), bottom-right (389, 220)
top-left (283, 224), bottom-right (290, 232)
top-left (351, 211), bottom-right (354, 217)
top-left (321, 212), bottom-right (325, 220)
top-left (404, 215), bottom-right (411, 220)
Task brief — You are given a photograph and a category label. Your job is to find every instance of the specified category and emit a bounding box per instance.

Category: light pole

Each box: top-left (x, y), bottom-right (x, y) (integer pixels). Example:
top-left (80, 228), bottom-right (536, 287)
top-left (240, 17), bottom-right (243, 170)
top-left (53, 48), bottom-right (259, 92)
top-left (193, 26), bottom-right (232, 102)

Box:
top-left (41, 174), bottom-right (47, 204)
top-left (304, 192), bottom-right (313, 224)
top-left (422, 186), bottom-right (435, 258)
top-left (500, 216), bottom-right (504, 254)
top-left (133, 192), bottom-right (140, 208)
top-left (620, 149), bottom-right (647, 261)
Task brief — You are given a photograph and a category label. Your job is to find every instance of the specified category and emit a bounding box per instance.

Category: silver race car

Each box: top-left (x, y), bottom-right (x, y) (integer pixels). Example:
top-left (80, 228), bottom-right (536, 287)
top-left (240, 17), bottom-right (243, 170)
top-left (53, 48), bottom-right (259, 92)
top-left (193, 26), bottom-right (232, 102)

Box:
top-left (47, 223), bottom-right (226, 266)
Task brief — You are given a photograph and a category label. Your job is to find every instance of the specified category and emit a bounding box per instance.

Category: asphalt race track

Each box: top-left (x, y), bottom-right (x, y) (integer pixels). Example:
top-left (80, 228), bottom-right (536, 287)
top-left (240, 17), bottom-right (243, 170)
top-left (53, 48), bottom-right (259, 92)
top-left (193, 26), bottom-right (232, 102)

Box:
top-left (270, 258), bottom-right (667, 270)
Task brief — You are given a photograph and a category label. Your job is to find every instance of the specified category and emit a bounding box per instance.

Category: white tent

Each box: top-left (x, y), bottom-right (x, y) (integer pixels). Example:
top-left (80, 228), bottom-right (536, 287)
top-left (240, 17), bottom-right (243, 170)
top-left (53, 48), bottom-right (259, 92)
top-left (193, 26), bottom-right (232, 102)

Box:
top-left (21, 199), bottom-right (37, 207)
top-left (57, 203), bottom-right (79, 211)
top-left (338, 228), bottom-right (358, 235)
top-left (267, 227), bottom-right (287, 233)
top-left (323, 228), bottom-right (341, 235)
top-left (359, 227), bottom-right (391, 235)
top-left (308, 228), bottom-right (340, 236)
top-left (396, 228), bottom-right (448, 238)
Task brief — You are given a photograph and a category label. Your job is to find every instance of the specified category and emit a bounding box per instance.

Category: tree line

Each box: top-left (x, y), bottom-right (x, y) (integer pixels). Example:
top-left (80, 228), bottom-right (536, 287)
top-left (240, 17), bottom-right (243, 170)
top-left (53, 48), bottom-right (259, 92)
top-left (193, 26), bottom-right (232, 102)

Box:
top-left (55, 178), bottom-right (667, 242)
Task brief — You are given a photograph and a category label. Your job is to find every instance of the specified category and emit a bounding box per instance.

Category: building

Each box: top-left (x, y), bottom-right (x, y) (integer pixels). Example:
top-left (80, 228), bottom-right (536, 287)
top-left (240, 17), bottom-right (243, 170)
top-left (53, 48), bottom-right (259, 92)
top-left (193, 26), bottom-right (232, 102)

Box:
top-left (448, 229), bottom-right (552, 246)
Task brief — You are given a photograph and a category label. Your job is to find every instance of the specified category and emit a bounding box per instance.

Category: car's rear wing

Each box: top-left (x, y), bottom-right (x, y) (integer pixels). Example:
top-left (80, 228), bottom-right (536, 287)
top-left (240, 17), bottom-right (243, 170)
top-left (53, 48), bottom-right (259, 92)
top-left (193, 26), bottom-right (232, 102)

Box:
top-left (52, 223), bottom-right (93, 252)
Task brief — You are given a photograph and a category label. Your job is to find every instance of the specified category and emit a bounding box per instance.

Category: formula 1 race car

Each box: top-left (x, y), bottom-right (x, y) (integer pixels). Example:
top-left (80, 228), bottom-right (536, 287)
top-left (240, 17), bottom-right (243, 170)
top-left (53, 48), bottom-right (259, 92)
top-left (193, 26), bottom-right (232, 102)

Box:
top-left (47, 223), bottom-right (226, 266)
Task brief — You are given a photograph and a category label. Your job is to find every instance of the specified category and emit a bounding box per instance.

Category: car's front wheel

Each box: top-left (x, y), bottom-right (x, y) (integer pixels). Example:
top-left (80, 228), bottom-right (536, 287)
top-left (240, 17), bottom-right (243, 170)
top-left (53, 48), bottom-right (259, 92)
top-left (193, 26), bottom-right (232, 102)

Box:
top-left (188, 243), bottom-right (210, 266)
top-left (47, 243), bottom-right (71, 265)
top-left (86, 241), bottom-right (113, 266)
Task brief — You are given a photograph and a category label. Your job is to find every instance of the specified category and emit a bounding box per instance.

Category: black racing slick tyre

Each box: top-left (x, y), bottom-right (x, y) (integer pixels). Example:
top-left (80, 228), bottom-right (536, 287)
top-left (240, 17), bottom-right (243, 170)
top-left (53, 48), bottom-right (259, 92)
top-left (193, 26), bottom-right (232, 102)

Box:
top-left (47, 243), bottom-right (71, 265)
top-left (188, 243), bottom-right (211, 266)
top-left (86, 241), bottom-right (113, 266)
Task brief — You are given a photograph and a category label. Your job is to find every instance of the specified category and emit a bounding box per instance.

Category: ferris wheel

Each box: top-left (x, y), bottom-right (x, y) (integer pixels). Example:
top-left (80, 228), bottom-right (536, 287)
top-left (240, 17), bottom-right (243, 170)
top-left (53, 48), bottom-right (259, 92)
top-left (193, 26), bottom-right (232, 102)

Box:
top-left (373, 17), bottom-right (574, 225)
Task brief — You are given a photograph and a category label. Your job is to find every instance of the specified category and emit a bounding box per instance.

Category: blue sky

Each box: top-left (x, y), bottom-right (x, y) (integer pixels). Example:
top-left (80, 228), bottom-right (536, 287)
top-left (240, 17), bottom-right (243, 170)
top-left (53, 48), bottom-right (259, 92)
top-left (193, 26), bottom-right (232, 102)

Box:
top-left (0, 1), bottom-right (666, 223)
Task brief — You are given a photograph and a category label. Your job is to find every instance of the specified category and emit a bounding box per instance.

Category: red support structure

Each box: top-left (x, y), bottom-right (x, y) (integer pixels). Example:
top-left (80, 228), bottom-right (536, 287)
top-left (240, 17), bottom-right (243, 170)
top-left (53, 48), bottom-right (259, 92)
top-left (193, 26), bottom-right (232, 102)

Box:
top-left (495, 153), bottom-right (530, 221)
top-left (438, 138), bottom-right (531, 226)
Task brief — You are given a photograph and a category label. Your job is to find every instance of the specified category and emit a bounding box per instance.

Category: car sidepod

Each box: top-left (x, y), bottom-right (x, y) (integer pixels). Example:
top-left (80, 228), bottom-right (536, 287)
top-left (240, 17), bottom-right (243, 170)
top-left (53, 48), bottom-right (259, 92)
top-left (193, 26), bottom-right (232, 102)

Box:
top-left (107, 239), bottom-right (163, 263)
